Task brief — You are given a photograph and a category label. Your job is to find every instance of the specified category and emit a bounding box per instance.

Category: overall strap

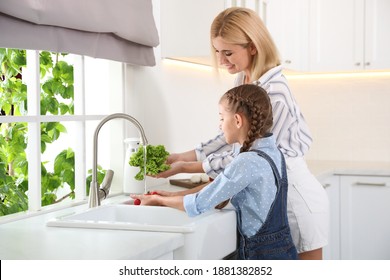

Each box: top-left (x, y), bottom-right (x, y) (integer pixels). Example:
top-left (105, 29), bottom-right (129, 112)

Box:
top-left (251, 149), bottom-right (286, 188)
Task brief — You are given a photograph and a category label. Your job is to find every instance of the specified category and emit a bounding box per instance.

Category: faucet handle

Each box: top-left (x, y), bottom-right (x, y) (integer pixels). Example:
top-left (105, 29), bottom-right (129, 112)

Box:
top-left (99, 170), bottom-right (115, 200)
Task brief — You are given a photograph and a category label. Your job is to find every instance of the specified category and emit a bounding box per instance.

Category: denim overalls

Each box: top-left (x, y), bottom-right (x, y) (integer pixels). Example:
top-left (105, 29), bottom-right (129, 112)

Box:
top-left (237, 150), bottom-right (298, 260)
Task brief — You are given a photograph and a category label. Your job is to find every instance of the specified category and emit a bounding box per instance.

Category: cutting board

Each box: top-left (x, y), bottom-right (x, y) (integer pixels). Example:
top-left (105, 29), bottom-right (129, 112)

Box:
top-left (169, 179), bottom-right (207, 189)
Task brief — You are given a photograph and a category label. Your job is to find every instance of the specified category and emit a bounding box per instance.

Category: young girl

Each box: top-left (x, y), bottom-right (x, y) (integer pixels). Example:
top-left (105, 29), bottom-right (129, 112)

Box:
top-left (131, 84), bottom-right (298, 260)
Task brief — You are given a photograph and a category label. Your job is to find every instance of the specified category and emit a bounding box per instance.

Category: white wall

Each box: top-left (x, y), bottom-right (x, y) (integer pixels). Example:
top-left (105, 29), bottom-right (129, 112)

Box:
top-left (126, 63), bottom-right (390, 164)
top-left (289, 73), bottom-right (390, 162)
top-left (125, 60), bottom-right (233, 154)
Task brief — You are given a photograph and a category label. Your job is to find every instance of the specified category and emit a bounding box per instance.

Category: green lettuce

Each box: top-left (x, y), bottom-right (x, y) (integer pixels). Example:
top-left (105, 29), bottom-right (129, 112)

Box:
top-left (129, 144), bottom-right (170, 180)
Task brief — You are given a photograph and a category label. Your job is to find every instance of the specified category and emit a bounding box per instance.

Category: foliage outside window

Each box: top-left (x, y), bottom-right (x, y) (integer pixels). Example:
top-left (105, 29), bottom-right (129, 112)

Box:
top-left (0, 48), bottom-right (107, 217)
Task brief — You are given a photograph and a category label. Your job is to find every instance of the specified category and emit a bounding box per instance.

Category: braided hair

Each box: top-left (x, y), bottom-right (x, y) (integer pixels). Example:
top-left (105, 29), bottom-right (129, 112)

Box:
top-left (220, 84), bottom-right (273, 153)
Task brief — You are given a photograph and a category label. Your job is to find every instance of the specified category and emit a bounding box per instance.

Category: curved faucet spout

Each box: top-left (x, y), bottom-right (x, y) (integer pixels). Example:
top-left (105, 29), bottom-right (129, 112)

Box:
top-left (89, 113), bottom-right (148, 208)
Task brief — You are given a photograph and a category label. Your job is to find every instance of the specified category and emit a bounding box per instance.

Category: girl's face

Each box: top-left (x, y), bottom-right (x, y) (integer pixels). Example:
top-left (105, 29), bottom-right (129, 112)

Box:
top-left (212, 36), bottom-right (256, 78)
top-left (219, 100), bottom-right (248, 145)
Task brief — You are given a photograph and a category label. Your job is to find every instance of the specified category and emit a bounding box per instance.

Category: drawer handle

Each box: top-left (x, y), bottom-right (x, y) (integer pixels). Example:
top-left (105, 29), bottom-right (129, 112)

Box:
top-left (323, 184), bottom-right (331, 188)
top-left (354, 182), bottom-right (388, 187)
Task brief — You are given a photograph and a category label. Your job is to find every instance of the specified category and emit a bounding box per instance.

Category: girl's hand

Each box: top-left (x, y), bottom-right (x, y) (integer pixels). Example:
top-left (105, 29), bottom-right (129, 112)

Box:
top-left (130, 193), bottom-right (185, 211)
top-left (130, 193), bottom-right (162, 206)
top-left (149, 190), bottom-right (176, 197)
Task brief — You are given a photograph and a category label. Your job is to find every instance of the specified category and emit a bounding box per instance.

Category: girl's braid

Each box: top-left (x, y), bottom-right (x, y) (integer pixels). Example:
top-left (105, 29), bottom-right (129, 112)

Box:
top-left (222, 84), bottom-right (273, 153)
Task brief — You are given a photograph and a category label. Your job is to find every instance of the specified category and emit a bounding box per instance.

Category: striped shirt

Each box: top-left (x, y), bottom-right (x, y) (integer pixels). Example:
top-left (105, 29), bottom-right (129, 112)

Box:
top-left (195, 65), bottom-right (312, 178)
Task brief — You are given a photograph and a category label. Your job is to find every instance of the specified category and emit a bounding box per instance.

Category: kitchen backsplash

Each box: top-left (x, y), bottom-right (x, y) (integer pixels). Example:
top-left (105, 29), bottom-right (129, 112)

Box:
top-left (288, 73), bottom-right (390, 162)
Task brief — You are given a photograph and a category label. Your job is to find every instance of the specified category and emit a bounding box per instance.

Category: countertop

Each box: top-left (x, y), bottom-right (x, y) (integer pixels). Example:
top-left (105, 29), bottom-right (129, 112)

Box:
top-left (306, 160), bottom-right (390, 181)
top-left (0, 184), bottom-right (193, 260)
top-left (0, 194), bottom-right (185, 260)
top-left (1, 160), bottom-right (389, 260)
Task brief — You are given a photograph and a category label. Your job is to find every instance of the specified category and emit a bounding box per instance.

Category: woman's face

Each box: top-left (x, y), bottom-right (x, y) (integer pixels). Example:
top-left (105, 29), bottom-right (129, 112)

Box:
top-left (212, 36), bottom-right (256, 77)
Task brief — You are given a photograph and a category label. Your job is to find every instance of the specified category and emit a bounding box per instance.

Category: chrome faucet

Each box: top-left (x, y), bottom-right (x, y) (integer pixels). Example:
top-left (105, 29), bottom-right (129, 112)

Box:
top-left (89, 113), bottom-right (148, 208)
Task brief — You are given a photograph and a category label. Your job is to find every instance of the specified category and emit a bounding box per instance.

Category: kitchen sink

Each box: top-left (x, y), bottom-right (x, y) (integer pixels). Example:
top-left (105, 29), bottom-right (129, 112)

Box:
top-left (48, 204), bottom-right (212, 233)
top-left (47, 203), bottom-right (237, 259)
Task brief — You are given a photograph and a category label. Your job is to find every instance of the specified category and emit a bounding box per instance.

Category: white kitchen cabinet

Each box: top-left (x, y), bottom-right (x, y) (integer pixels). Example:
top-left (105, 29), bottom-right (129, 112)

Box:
top-left (265, 0), bottom-right (310, 71)
top-left (160, 0), bottom-right (390, 71)
top-left (339, 175), bottom-right (390, 259)
top-left (321, 173), bottom-right (390, 260)
top-left (160, 0), bottom-right (225, 61)
top-left (160, 0), bottom-right (267, 64)
top-left (309, 0), bottom-right (390, 72)
top-left (321, 175), bottom-right (341, 260)
top-left (364, 0), bottom-right (390, 70)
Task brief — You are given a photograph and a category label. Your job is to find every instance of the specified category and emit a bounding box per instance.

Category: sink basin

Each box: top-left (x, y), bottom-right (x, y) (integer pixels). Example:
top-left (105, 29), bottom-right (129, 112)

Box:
top-left (48, 204), bottom-right (211, 233)
top-left (47, 203), bottom-right (237, 259)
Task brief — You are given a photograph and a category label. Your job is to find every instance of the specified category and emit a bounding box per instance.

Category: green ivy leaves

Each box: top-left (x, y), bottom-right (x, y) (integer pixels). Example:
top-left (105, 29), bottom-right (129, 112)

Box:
top-left (0, 49), bottom-right (79, 216)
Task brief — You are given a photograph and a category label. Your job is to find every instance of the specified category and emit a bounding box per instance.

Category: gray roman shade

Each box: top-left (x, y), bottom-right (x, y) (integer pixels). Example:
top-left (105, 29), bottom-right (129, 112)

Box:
top-left (0, 0), bottom-right (159, 66)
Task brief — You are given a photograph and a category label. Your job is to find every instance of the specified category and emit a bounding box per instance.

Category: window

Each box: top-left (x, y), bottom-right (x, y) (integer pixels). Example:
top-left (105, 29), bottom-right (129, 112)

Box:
top-left (0, 48), bottom-right (125, 219)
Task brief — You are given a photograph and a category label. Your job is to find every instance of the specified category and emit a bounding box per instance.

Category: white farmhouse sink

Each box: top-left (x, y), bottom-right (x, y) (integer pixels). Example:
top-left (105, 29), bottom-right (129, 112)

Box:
top-left (48, 204), bottom-right (210, 233)
top-left (47, 203), bottom-right (237, 259)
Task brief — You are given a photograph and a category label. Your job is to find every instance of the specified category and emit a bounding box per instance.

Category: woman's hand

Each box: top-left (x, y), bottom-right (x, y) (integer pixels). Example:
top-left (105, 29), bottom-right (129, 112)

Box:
top-left (155, 161), bottom-right (205, 178)
top-left (153, 150), bottom-right (204, 178)
top-left (166, 153), bottom-right (181, 164)
top-left (155, 161), bottom-right (185, 178)
top-left (167, 150), bottom-right (197, 164)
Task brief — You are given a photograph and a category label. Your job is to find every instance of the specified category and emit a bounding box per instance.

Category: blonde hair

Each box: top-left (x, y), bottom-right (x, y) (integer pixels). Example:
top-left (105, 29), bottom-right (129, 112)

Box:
top-left (210, 7), bottom-right (280, 82)
top-left (220, 84), bottom-right (273, 153)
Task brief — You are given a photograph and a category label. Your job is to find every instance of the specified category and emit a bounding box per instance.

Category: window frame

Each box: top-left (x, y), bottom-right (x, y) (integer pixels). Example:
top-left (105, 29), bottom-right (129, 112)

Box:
top-left (0, 50), bottom-right (126, 222)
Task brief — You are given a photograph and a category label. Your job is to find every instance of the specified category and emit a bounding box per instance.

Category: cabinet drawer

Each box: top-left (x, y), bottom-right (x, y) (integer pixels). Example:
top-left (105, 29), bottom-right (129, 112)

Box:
top-left (339, 175), bottom-right (390, 260)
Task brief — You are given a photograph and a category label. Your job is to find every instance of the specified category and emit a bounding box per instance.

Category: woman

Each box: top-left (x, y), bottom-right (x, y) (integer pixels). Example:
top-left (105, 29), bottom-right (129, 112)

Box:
top-left (156, 7), bottom-right (329, 260)
top-left (132, 84), bottom-right (298, 260)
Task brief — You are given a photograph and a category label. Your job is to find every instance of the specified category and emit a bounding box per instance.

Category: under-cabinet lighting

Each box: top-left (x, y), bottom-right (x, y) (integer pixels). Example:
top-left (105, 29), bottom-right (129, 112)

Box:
top-left (284, 70), bottom-right (390, 80)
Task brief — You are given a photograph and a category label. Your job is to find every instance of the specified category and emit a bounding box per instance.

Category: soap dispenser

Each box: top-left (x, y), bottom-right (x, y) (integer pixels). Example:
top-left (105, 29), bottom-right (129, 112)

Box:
top-left (123, 137), bottom-right (144, 194)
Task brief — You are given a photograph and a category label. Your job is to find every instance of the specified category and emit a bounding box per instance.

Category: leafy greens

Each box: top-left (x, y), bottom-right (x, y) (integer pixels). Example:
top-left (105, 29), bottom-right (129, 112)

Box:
top-left (129, 144), bottom-right (170, 180)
